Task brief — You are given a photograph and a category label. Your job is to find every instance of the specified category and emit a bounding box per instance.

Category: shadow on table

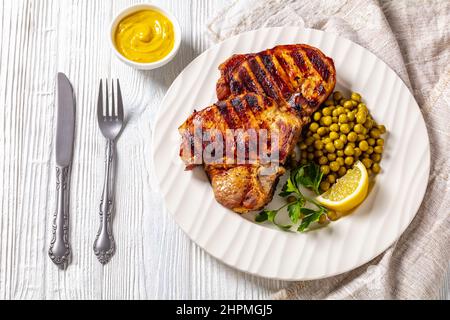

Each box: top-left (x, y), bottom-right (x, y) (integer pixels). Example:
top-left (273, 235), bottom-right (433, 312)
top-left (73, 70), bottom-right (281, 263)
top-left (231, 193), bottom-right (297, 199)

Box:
top-left (139, 39), bottom-right (201, 92)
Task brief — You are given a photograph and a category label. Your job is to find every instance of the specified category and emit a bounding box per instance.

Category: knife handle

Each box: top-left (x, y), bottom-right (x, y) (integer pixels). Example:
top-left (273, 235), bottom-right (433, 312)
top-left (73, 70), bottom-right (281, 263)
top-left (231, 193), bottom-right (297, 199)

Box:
top-left (48, 165), bottom-right (71, 269)
top-left (93, 139), bottom-right (116, 264)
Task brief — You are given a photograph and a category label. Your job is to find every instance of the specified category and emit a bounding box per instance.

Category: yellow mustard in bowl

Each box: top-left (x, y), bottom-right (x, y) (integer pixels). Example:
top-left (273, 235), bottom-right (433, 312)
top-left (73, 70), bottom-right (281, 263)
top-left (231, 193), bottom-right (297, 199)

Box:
top-left (114, 9), bottom-right (175, 63)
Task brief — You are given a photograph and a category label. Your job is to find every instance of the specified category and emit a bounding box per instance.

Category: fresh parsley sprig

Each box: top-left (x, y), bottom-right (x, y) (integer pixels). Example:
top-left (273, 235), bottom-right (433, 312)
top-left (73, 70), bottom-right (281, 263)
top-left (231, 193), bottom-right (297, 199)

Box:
top-left (255, 162), bottom-right (328, 232)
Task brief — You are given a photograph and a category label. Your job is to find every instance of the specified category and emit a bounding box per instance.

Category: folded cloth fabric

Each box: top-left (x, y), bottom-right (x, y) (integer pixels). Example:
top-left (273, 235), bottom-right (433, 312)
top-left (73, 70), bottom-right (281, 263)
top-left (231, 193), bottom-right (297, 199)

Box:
top-left (207, 0), bottom-right (450, 299)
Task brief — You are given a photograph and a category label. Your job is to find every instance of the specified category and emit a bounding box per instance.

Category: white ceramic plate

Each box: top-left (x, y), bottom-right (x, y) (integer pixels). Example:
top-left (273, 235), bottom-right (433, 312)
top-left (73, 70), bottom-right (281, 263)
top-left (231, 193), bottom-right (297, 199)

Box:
top-left (152, 27), bottom-right (430, 280)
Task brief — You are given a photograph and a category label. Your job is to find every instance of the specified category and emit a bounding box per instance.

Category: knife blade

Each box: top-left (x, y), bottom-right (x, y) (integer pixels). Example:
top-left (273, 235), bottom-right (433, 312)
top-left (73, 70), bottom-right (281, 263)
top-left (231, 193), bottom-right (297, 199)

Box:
top-left (48, 72), bottom-right (75, 269)
top-left (55, 73), bottom-right (75, 166)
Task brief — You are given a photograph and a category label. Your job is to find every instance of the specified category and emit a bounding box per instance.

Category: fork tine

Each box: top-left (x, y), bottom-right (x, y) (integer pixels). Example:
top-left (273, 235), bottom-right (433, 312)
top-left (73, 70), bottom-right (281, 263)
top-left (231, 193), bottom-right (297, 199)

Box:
top-left (97, 79), bottom-right (103, 121)
top-left (111, 79), bottom-right (116, 119)
top-left (116, 79), bottom-right (124, 122)
top-left (105, 79), bottom-right (109, 119)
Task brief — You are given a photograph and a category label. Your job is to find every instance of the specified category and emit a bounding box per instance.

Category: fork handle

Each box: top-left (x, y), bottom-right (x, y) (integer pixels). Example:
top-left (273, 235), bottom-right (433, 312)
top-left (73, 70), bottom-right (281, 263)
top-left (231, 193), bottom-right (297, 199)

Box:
top-left (49, 165), bottom-right (71, 269)
top-left (93, 139), bottom-right (116, 264)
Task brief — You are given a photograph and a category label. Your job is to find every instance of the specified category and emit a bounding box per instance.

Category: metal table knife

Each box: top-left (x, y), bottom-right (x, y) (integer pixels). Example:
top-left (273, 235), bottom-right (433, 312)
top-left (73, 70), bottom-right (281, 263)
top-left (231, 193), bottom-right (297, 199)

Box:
top-left (48, 73), bottom-right (75, 269)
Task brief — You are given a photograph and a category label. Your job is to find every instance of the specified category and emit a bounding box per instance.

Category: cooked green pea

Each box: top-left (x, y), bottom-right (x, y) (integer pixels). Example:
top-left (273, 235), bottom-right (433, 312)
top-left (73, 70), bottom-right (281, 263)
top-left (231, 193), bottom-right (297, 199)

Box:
top-left (340, 123), bottom-right (350, 134)
top-left (347, 111), bottom-right (356, 121)
top-left (344, 156), bottom-right (354, 166)
top-left (336, 156), bottom-right (344, 166)
top-left (371, 153), bottom-right (381, 162)
top-left (330, 161), bottom-right (340, 172)
top-left (327, 153), bottom-right (337, 161)
top-left (337, 150), bottom-right (344, 157)
top-left (307, 146), bottom-right (314, 152)
top-left (378, 124), bottom-right (386, 133)
top-left (323, 107), bottom-right (332, 116)
top-left (313, 133), bottom-right (321, 140)
top-left (320, 181), bottom-right (331, 192)
top-left (324, 100), bottom-right (334, 107)
top-left (318, 156), bottom-right (328, 165)
top-left (314, 150), bottom-right (323, 157)
top-left (344, 100), bottom-right (353, 109)
top-left (367, 146), bottom-right (374, 154)
top-left (348, 122), bottom-right (355, 130)
top-left (354, 124), bottom-right (364, 133)
top-left (314, 140), bottom-right (324, 150)
top-left (376, 138), bottom-right (384, 146)
top-left (354, 147), bottom-right (362, 158)
top-left (330, 123), bottom-right (340, 132)
top-left (313, 112), bottom-right (321, 121)
top-left (307, 153), bottom-right (315, 160)
top-left (357, 134), bottom-right (366, 141)
top-left (320, 165), bottom-right (330, 175)
top-left (351, 92), bottom-right (362, 102)
top-left (338, 166), bottom-right (347, 177)
top-left (325, 142), bottom-right (335, 153)
top-left (372, 163), bottom-right (381, 174)
top-left (338, 114), bottom-right (348, 124)
top-left (323, 116), bottom-right (332, 126)
top-left (344, 145), bottom-right (355, 156)
top-left (368, 138), bottom-right (375, 146)
top-left (359, 140), bottom-right (369, 151)
top-left (318, 213), bottom-right (329, 224)
top-left (327, 210), bottom-right (339, 221)
top-left (305, 137), bottom-right (314, 146)
top-left (362, 158), bottom-right (373, 168)
top-left (374, 145), bottom-right (383, 154)
top-left (367, 168), bottom-right (373, 176)
top-left (356, 112), bottom-right (367, 124)
top-left (309, 122), bottom-right (319, 132)
top-left (329, 132), bottom-right (339, 140)
top-left (334, 139), bottom-right (344, 150)
top-left (299, 142), bottom-right (307, 150)
top-left (323, 137), bottom-right (332, 144)
top-left (332, 109), bottom-right (340, 117)
top-left (333, 91), bottom-right (343, 101)
top-left (300, 158), bottom-right (308, 165)
top-left (339, 134), bottom-right (347, 144)
top-left (364, 119), bottom-right (374, 130)
top-left (327, 174), bottom-right (337, 184)
top-left (357, 102), bottom-right (367, 112)
top-left (347, 132), bottom-right (358, 142)
top-left (317, 127), bottom-right (328, 136)
top-left (370, 128), bottom-right (381, 139)
top-left (332, 116), bottom-right (339, 123)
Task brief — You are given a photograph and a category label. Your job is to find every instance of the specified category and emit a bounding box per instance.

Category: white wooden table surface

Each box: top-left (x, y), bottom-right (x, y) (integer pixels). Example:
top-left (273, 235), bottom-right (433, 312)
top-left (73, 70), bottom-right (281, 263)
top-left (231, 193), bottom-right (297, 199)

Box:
top-left (0, 0), bottom-right (448, 300)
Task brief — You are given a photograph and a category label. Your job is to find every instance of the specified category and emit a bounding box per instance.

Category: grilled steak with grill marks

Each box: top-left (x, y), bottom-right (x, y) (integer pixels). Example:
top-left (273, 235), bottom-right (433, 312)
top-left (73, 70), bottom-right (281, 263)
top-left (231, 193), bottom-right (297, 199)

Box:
top-left (179, 44), bottom-right (336, 213)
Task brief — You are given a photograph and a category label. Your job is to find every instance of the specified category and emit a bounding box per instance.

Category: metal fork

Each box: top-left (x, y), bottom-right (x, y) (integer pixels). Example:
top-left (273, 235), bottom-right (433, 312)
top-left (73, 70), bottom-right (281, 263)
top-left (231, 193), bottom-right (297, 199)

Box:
top-left (93, 79), bottom-right (124, 264)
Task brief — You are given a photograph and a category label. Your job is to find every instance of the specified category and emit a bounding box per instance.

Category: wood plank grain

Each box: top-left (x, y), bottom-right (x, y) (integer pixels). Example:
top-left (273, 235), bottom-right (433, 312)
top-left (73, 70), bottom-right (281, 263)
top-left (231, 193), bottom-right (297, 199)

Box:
top-left (0, 0), bottom-right (286, 299)
top-left (0, 0), bottom-right (447, 300)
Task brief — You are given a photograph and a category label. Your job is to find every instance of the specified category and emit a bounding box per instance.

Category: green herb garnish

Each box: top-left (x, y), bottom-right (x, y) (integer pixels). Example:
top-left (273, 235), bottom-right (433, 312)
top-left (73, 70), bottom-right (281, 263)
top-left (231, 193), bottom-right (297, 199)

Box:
top-left (255, 162), bottom-right (328, 232)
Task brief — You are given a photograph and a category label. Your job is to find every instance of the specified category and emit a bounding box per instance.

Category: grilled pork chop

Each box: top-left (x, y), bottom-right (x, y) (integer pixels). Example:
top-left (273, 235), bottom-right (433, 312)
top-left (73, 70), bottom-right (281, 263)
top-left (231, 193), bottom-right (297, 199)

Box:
top-left (179, 44), bottom-right (336, 213)
top-left (179, 93), bottom-right (302, 212)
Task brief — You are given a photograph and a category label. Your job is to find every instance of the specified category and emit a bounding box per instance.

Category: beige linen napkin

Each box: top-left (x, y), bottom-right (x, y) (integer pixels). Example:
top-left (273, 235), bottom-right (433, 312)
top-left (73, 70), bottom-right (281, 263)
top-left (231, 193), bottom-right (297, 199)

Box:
top-left (207, 0), bottom-right (450, 299)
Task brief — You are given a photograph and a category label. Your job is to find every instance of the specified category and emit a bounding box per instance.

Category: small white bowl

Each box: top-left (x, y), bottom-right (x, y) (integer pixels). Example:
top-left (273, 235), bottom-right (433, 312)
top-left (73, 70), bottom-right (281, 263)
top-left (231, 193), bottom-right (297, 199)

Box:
top-left (110, 3), bottom-right (181, 70)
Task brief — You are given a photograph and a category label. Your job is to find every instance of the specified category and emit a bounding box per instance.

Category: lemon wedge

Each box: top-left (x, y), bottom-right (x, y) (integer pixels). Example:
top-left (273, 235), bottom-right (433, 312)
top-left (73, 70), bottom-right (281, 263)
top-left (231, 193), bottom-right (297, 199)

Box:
top-left (317, 161), bottom-right (369, 212)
